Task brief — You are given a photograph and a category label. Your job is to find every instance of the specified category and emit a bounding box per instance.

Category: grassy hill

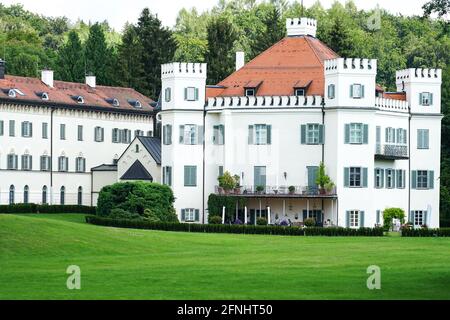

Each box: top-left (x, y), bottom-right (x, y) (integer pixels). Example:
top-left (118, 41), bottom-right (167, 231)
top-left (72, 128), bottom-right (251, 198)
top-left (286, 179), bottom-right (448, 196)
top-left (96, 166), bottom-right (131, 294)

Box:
top-left (0, 214), bottom-right (449, 300)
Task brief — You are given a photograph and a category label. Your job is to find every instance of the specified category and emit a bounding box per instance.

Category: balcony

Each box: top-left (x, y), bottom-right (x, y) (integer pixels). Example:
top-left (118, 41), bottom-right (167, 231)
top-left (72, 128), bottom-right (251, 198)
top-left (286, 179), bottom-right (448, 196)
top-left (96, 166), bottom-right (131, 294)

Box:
top-left (375, 144), bottom-right (408, 160)
top-left (215, 185), bottom-right (337, 199)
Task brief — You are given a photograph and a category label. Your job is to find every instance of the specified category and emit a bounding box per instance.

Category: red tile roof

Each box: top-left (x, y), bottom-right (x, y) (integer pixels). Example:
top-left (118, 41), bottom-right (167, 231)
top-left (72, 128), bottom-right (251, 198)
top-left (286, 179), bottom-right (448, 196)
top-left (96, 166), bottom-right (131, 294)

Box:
top-left (0, 75), bottom-right (154, 113)
top-left (210, 35), bottom-right (339, 97)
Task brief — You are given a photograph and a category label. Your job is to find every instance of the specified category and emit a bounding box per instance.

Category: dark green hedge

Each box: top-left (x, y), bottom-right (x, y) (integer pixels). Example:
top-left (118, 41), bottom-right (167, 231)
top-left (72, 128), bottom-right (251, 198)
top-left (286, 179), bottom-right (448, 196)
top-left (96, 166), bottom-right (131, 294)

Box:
top-left (440, 219), bottom-right (450, 228)
top-left (0, 204), bottom-right (95, 214)
top-left (401, 228), bottom-right (450, 237)
top-left (86, 216), bottom-right (384, 237)
top-left (207, 194), bottom-right (247, 220)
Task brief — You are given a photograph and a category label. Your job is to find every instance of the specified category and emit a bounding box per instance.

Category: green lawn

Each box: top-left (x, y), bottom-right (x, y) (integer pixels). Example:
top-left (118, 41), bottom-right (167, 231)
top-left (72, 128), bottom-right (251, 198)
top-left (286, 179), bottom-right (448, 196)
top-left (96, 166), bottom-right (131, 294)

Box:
top-left (0, 214), bottom-right (449, 300)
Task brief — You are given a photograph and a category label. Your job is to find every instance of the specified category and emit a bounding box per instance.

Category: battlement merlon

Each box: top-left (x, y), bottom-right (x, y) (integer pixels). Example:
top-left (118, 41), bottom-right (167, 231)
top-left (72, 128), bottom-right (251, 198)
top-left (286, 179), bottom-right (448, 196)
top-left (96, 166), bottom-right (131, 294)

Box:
top-left (396, 68), bottom-right (442, 85)
top-left (324, 58), bottom-right (377, 75)
top-left (286, 17), bottom-right (317, 37)
top-left (161, 62), bottom-right (207, 79)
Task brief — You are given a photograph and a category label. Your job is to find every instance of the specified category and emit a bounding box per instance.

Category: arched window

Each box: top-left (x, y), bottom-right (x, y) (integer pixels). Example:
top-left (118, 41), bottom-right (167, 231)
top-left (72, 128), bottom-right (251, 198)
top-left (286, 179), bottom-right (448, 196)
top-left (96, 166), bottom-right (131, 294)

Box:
top-left (60, 186), bottom-right (65, 205)
top-left (77, 186), bottom-right (82, 206)
top-left (24, 185), bottom-right (29, 204)
top-left (42, 186), bottom-right (48, 205)
top-left (9, 185), bottom-right (15, 204)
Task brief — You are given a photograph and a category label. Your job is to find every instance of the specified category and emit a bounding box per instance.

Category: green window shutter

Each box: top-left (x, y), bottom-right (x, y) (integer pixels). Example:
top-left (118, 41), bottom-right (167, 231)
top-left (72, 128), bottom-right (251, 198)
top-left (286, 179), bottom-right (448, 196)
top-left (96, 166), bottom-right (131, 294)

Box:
top-left (213, 125), bottom-right (218, 144)
top-left (361, 85), bottom-right (365, 98)
top-left (411, 171), bottom-right (417, 189)
top-left (350, 85), bottom-right (353, 98)
top-left (396, 128), bottom-right (401, 144)
top-left (374, 169), bottom-right (377, 188)
top-left (267, 125), bottom-right (272, 144)
top-left (419, 93), bottom-right (423, 105)
top-left (428, 171), bottom-right (434, 189)
top-left (417, 129), bottom-right (422, 149)
top-left (29, 123), bottom-right (33, 137)
top-left (163, 126), bottom-right (167, 144)
top-left (179, 125), bottom-right (185, 144)
top-left (184, 167), bottom-right (189, 186)
top-left (376, 210), bottom-right (380, 224)
top-left (424, 211), bottom-right (428, 226)
top-left (344, 124), bottom-right (350, 144)
top-left (195, 209), bottom-right (200, 222)
top-left (181, 209), bottom-right (186, 222)
top-left (376, 126), bottom-right (381, 144)
top-left (424, 130), bottom-right (429, 149)
top-left (385, 128), bottom-right (389, 143)
top-left (319, 124), bottom-right (324, 144)
top-left (381, 169), bottom-right (385, 188)
top-left (392, 170), bottom-right (396, 188)
top-left (409, 211), bottom-right (414, 223)
top-left (363, 124), bottom-right (369, 144)
top-left (344, 168), bottom-right (350, 187)
top-left (167, 125), bottom-right (172, 145)
top-left (184, 88), bottom-right (188, 100)
top-left (403, 129), bottom-right (407, 144)
top-left (219, 125), bottom-right (225, 145)
top-left (362, 168), bottom-right (368, 188)
top-left (301, 125), bottom-right (306, 144)
top-left (430, 93), bottom-right (433, 105)
top-left (360, 211), bottom-right (365, 227)
top-left (346, 211), bottom-right (350, 228)
top-left (21, 122), bottom-right (25, 136)
top-left (195, 88), bottom-right (199, 101)
top-left (248, 125), bottom-right (254, 144)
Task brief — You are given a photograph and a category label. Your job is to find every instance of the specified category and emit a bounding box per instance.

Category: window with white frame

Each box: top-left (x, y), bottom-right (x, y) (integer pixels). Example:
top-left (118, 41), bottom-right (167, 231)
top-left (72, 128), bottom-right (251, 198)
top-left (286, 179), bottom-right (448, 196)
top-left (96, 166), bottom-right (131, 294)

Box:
top-left (386, 169), bottom-right (394, 188)
top-left (349, 123), bottom-right (363, 144)
top-left (349, 210), bottom-right (360, 228)
top-left (0, 120), bottom-right (3, 136)
top-left (120, 129), bottom-right (131, 144)
top-left (294, 88), bottom-right (305, 96)
top-left (213, 125), bottom-right (225, 145)
top-left (306, 124), bottom-right (320, 144)
top-left (184, 166), bottom-right (197, 187)
top-left (112, 128), bottom-right (120, 143)
top-left (349, 167), bottom-right (362, 187)
top-left (58, 156), bottom-right (68, 172)
top-left (40, 155), bottom-right (51, 171)
top-left (375, 168), bottom-right (384, 188)
top-left (185, 87), bottom-right (198, 101)
top-left (350, 84), bottom-right (364, 98)
top-left (386, 127), bottom-right (396, 144)
top-left (21, 154), bottom-right (32, 171)
top-left (417, 170), bottom-right (429, 189)
top-left (9, 120), bottom-right (15, 137)
top-left (417, 129), bottom-right (429, 149)
top-left (75, 157), bottom-right (86, 172)
top-left (163, 166), bottom-right (172, 186)
top-left (7, 154), bottom-right (18, 170)
top-left (21, 121), bottom-right (32, 137)
top-left (255, 124), bottom-right (268, 145)
top-left (165, 87), bottom-right (171, 102)
top-left (163, 125), bottom-right (172, 145)
top-left (396, 170), bottom-right (405, 189)
top-left (420, 92), bottom-right (433, 106)
top-left (60, 124), bottom-right (66, 140)
top-left (245, 88), bottom-right (255, 97)
top-left (182, 124), bottom-right (197, 145)
top-left (397, 128), bottom-right (407, 144)
top-left (328, 84), bottom-right (335, 99)
top-left (77, 125), bottom-right (83, 141)
top-left (184, 208), bottom-right (196, 222)
top-left (42, 122), bottom-right (48, 139)
top-left (94, 127), bottom-right (104, 142)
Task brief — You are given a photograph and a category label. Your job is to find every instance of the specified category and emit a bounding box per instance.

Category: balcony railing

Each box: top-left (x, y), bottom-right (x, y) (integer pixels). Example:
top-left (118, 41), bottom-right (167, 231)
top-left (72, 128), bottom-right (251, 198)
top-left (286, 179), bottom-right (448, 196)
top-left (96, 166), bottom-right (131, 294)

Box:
top-left (375, 144), bottom-right (408, 160)
top-left (215, 185), bottom-right (337, 197)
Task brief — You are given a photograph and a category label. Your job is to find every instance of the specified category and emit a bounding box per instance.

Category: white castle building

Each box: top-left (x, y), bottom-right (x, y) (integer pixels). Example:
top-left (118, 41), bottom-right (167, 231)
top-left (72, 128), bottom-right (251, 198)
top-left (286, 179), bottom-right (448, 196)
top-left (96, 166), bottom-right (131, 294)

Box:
top-left (159, 17), bottom-right (442, 228)
top-left (0, 62), bottom-right (155, 206)
top-left (0, 17), bottom-right (442, 229)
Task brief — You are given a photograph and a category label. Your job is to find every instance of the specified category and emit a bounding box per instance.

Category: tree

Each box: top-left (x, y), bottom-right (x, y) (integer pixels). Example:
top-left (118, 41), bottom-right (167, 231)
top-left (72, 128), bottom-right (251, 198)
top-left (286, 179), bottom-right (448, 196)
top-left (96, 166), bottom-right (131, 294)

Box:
top-left (205, 16), bottom-right (237, 85)
top-left (115, 24), bottom-right (146, 90)
top-left (84, 23), bottom-right (113, 85)
top-left (328, 15), bottom-right (353, 57)
top-left (56, 31), bottom-right (84, 82)
top-left (250, 5), bottom-right (285, 57)
top-left (136, 8), bottom-right (177, 99)
top-left (422, 0), bottom-right (450, 17)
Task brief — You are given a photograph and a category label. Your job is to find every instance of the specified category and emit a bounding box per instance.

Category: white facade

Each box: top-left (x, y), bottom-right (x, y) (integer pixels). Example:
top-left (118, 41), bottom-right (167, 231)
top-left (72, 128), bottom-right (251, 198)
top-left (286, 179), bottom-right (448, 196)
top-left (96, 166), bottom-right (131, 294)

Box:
top-left (0, 75), bottom-right (154, 206)
top-left (159, 18), bottom-right (442, 228)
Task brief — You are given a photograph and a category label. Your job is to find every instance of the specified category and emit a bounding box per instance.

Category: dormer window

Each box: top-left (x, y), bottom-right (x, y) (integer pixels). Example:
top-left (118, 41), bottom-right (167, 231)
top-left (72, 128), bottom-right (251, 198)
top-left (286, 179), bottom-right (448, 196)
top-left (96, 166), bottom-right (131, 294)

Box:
top-left (294, 88), bottom-right (305, 96)
top-left (128, 99), bottom-right (142, 108)
top-left (72, 95), bottom-right (84, 104)
top-left (8, 89), bottom-right (16, 98)
top-left (113, 98), bottom-right (120, 107)
top-left (42, 92), bottom-right (49, 100)
top-left (245, 88), bottom-right (255, 97)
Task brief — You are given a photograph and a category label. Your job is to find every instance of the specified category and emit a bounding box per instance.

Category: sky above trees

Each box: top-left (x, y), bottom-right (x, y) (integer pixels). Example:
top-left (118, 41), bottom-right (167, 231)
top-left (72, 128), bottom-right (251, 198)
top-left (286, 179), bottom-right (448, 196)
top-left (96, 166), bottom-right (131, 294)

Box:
top-left (1, 0), bottom-right (432, 31)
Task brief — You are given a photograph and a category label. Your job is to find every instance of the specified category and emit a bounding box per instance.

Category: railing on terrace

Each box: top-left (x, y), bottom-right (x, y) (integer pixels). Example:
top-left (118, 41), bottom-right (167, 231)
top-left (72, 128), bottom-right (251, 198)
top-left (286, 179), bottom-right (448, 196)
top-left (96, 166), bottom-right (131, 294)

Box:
top-left (215, 185), bottom-right (337, 197)
top-left (375, 144), bottom-right (408, 159)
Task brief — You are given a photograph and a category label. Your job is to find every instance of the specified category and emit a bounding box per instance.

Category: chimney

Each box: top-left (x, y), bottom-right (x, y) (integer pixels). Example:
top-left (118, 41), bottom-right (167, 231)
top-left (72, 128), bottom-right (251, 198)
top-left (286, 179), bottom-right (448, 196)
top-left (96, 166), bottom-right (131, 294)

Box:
top-left (85, 75), bottom-right (96, 88)
top-left (0, 59), bottom-right (5, 79)
top-left (41, 69), bottom-right (54, 88)
top-left (236, 51), bottom-right (245, 71)
top-left (286, 18), bottom-right (317, 37)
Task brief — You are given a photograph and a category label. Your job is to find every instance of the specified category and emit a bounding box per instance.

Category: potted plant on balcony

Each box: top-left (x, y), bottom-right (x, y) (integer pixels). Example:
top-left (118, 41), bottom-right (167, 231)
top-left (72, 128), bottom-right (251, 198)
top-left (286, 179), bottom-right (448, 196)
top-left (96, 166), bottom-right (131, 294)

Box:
top-left (288, 186), bottom-right (296, 194)
top-left (256, 185), bottom-right (265, 194)
top-left (218, 171), bottom-right (236, 194)
top-left (316, 162), bottom-right (334, 195)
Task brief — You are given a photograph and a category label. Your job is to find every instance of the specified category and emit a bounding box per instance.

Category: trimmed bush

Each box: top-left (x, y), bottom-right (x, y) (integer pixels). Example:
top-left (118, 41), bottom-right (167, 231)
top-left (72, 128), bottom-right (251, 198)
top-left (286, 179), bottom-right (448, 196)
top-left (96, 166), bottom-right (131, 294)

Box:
top-left (304, 218), bottom-right (316, 227)
top-left (208, 215), bottom-right (222, 224)
top-left (440, 219), bottom-right (450, 228)
top-left (86, 216), bottom-right (384, 237)
top-left (0, 204), bottom-right (95, 214)
top-left (401, 227), bottom-right (450, 237)
top-left (256, 217), bottom-right (267, 225)
top-left (97, 182), bottom-right (177, 222)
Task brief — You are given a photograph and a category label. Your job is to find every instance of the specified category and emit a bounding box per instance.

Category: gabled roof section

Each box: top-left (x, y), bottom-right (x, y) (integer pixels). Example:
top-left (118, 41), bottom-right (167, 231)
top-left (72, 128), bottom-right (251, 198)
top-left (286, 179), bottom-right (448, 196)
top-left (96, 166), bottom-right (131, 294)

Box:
top-left (137, 137), bottom-right (161, 165)
top-left (120, 160), bottom-right (153, 181)
top-left (0, 75), bottom-right (154, 114)
top-left (211, 36), bottom-right (339, 97)
top-left (91, 164), bottom-right (118, 172)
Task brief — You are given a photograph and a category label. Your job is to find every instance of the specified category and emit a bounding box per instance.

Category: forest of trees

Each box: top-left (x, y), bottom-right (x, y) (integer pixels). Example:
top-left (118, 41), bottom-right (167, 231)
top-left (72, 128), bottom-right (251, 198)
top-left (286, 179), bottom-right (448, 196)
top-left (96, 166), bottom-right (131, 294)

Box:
top-left (0, 0), bottom-right (449, 222)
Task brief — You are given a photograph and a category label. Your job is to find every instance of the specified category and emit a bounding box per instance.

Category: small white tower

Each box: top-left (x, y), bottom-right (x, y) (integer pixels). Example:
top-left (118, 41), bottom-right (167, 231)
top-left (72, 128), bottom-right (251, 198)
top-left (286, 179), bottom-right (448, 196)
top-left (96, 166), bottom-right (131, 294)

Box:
top-left (286, 18), bottom-right (317, 37)
top-left (160, 62), bottom-right (207, 223)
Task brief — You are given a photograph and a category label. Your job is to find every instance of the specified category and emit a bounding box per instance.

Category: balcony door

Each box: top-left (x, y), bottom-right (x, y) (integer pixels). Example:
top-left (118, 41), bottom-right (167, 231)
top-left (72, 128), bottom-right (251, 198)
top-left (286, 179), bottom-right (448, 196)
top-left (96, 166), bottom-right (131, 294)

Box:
top-left (307, 166), bottom-right (319, 193)
top-left (254, 166), bottom-right (266, 191)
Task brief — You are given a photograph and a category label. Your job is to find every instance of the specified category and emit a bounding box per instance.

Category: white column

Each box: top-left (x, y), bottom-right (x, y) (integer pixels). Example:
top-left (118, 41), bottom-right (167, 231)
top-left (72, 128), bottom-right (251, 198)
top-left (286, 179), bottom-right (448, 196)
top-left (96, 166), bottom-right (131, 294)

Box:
top-left (283, 199), bottom-right (286, 217)
top-left (331, 199), bottom-right (334, 226)
top-left (268, 206), bottom-right (271, 224)
top-left (259, 199), bottom-right (262, 218)
top-left (244, 206), bottom-right (248, 225)
top-left (222, 206), bottom-right (226, 224)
